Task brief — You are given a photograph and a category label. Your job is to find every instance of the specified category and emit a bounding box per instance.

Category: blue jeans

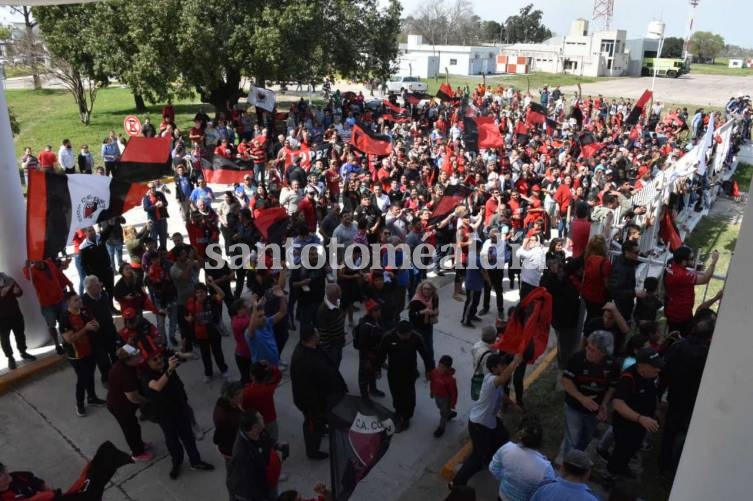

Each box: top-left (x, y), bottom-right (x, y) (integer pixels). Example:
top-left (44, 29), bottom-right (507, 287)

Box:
top-left (560, 403), bottom-right (598, 458)
top-left (106, 241), bottom-right (123, 273)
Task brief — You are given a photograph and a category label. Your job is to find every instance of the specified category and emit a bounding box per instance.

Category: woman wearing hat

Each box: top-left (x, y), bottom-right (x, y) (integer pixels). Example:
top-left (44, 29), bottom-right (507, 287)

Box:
top-left (408, 281), bottom-right (439, 369)
top-left (107, 345), bottom-right (153, 462)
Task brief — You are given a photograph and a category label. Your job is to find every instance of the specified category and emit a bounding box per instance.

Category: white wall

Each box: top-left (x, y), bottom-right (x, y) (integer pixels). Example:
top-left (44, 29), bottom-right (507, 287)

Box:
top-left (670, 146), bottom-right (753, 500)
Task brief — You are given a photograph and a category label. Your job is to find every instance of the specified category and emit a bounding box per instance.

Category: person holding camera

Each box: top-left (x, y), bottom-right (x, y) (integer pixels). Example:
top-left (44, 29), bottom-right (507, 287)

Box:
top-left (59, 294), bottom-right (106, 417)
top-left (141, 347), bottom-right (214, 480)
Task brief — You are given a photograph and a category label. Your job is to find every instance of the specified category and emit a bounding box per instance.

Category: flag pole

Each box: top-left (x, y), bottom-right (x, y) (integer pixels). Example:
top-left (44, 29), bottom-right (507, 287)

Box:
top-left (0, 71), bottom-right (48, 347)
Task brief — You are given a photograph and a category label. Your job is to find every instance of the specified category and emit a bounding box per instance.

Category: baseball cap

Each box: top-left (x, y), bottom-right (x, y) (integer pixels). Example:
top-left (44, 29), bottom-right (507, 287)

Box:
top-left (122, 307), bottom-right (137, 320)
top-left (116, 344), bottom-right (141, 361)
top-left (563, 450), bottom-right (594, 470)
top-left (635, 347), bottom-right (665, 368)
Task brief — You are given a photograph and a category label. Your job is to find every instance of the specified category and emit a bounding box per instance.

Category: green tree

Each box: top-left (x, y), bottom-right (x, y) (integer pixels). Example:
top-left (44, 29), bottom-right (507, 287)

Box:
top-left (36, 5), bottom-right (109, 124)
top-left (480, 20), bottom-right (504, 43)
top-left (0, 26), bottom-right (11, 41)
top-left (89, 0), bottom-right (185, 112)
top-left (661, 36), bottom-right (685, 58)
top-left (504, 4), bottom-right (552, 44)
top-left (689, 31), bottom-right (725, 62)
top-left (9, 7), bottom-right (44, 90)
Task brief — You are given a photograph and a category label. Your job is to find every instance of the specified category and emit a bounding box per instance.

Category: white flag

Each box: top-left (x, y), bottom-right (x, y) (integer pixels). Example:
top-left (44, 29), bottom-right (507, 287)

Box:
top-left (248, 85), bottom-right (276, 112)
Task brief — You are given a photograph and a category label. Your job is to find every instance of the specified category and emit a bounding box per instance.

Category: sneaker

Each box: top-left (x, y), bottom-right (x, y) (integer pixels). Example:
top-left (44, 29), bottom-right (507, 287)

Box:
top-left (433, 427), bottom-right (445, 438)
top-left (471, 315), bottom-right (482, 322)
top-left (449, 410), bottom-right (457, 419)
top-left (306, 451), bottom-right (329, 460)
top-left (461, 321), bottom-right (476, 329)
top-left (132, 451), bottom-right (155, 462)
top-left (76, 405), bottom-right (87, 417)
top-left (219, 371), bottom-right (229, 380)
top-left (427, 271), bottom-right (438, 278)
top-left (203, 376), bottom-right (212, 383)
top-left (278, 473), bottom-right (289, 482)
top-left (190, 461), bottom-right (215, 472)
top-left (369, 388), bottom-right (386, 398)
top-left (453, 293), bottom-right (464, 302)
top-left (169, 464), bottom-right (181, 480)
top-left (55, 345), bottom-right (65, 355)
top-left (20, 352), bottom-right (37, 361)
top-left (478, 308), bottom-right (489, 316)
top-left (7, 358), bottom-right (16, 370)
top-left (87, 397), bottom-right (106, 407)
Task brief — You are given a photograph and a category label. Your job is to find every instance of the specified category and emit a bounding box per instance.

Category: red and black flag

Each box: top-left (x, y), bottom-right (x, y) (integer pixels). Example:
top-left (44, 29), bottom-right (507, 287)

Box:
top-left (404, 92), bottom-right (433, 106)
top-left (625, 89), bottom-right (653, 126)
top-left (27, 171), bottom-right (144, 261)
top-left (659, 205), bottom-right (682, 251)
top-left (514, 121), bottom-right (530, 145)
top-left (47, 441), bottom-right (134, 501)
top-left (545, 118), bottom-right (558, 137)
top-left (464, 116), bottom-right (504, 152)
top-left (629, 123), bottom-right (643, 141)
top-left (578, 131), bottom-right (605, 159)
top-left (115, 136), bottom-right (173, 183)
top-left (351, 123), bottom-right (393, 156)
top-left (329, 395), bottom-right (395, 501)
top-left (436, 82), bottom-right (456, 102)
top-left (429, 184), bottom-right (472, 224)
top-left (383, 100), bottom-right (408, 118)
top-left (526, 102), bottom-right (547, 125)
top-left (253, 206), bottom-right (289, 245)
top-left (202, 156), bottom-right (253, 184)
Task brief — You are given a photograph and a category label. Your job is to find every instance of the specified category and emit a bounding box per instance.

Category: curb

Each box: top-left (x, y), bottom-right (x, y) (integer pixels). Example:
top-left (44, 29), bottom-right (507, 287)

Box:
top-left (0, 354), bottom-right (66, 396)
top-left (439, 346), bottom-right (559, 480)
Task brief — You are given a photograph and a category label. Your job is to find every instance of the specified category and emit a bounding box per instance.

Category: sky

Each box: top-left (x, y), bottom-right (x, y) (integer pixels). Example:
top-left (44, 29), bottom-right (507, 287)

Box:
top-left (1, 0), bottom-right (748, 47)
top-left (395, 0), bottom-right (750, 47)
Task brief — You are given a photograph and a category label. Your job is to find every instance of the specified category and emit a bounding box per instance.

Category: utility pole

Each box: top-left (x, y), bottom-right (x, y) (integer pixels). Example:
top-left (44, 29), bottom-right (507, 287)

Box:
top-left (682, 0), bottom-right (700, 61)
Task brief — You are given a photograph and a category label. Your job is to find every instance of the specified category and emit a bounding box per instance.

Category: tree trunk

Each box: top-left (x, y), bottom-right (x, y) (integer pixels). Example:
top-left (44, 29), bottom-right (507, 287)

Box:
top-left (133, 93), bottom-right (147, 113)
top-left (22, 8), bottom-right (42, 91)
top-left (206, 68), bottom-right (243, 117)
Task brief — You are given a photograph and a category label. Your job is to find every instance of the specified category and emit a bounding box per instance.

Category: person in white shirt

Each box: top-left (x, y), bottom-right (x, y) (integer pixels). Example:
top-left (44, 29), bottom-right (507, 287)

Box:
top-left (58, 139), bottom-right (76, 174)
top-left (489, 416), bottom-right (555, 501)
top-left (372, 185), bottom-right (391, 213)
top-left (516, 236), bottom-right (547, 301)
top-left (472, 325), bottom-right (498, 376)
top-left (451, 352), bottom-right (523, 488)
top-left (279, 180), bottom-right (301, 216)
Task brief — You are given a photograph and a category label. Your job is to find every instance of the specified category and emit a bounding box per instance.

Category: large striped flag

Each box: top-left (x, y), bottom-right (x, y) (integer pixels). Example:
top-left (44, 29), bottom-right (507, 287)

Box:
top-left (203, 156), bottom-right (253, 184)
top-left (115, 136), bottom-right (173, 183)
top-left (625, 90), bottom-right (653, 126)
top-left (351, 123), bottom-right (393, 156)
top-left (27, 171), bottom-right (144, 261)
top-left (436, 83), bottom-right (456, 102)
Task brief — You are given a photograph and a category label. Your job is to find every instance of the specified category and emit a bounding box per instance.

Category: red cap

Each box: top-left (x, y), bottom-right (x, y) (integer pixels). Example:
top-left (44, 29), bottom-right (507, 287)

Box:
top-left (365, 298), bottom-right (382, 311)
top-left (637, 165), bottom-right (650, 178)
top-left (122, 307), bottom-right (137, 320)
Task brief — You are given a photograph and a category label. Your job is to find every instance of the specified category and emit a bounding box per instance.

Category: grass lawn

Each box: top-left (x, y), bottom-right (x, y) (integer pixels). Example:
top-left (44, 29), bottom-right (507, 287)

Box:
top-left (684, 162), bottom-right (753, 308)
top-left (7, 87), bottom-right (203, 163)
top-left (690, 58), bottom-right (753, 77)
top-left (3, 65), bottom-right (34, 79)
top-left (424, 73), bottom-right (606, 95)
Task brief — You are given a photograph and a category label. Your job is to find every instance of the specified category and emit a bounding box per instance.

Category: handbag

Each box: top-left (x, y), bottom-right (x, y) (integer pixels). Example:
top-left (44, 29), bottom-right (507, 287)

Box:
top-left (470, 350), bottom-right (492, 401)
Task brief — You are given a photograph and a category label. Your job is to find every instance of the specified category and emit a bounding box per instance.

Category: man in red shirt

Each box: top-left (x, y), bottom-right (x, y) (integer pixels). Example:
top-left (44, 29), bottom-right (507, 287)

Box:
top-left (242, 360), bottom-right (283, 441)
top-left (24, 258), bottom-right (73, 354)
top-left (298, 188), bottom-right (318, 234)
top-left (663, 246), bottom-right (718, 335)
top-left (37, 145), bottom-right (57, 171)
top-left (569, 202), bottom-right (592, 259)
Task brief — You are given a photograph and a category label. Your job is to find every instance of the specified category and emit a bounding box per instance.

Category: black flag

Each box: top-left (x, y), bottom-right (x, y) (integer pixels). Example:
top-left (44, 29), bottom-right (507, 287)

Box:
top-left (329, 396), bottom-right (395, 500)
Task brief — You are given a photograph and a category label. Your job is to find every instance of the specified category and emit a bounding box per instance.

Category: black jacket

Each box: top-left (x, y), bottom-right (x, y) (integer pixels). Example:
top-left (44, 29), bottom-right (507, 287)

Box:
top-left (354, 315), bottom-right (383, 360)
top-left (80, 238), bottom-right (113, 276)
top-left (290, 343), bottom-right (346, 414)
top-left (377, 330), bottom-right (431, 377)
top-left (226, 431), bottom-right (271, 501)
top-left (540, 270), bottom-right (580, 329)
top-left (607, 254), bottom-right (638, 320)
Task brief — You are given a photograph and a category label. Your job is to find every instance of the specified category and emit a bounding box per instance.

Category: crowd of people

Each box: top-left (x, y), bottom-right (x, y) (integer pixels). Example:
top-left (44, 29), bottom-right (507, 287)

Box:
top-left (1, 80), bottom-right (751, 501)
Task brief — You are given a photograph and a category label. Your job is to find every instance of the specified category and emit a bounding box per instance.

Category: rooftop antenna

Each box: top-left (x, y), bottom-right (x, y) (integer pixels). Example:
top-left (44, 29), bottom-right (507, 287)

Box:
top-left (683, 0), bottom-right (700, 60)
top-left (592, 0), bottom-right (615, 31)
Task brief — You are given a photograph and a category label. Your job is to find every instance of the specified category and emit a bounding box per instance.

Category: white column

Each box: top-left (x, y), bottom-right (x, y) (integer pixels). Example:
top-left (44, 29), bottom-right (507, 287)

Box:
top-left (0, 72), bottom-right (48, 347)
top-left (670, 159), bottom-right (753, 500)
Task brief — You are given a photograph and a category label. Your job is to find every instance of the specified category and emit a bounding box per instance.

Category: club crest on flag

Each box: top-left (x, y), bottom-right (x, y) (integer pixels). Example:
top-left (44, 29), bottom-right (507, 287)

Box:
top-left (256, 91), bottom-right (267, 102)
top-left (76, 194), bottom-right (107, 224)
top-left (348, 412), bottom-right (395, 466)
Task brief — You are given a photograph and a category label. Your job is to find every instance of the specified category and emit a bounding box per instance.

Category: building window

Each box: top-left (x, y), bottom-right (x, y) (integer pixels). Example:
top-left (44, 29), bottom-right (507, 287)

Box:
top-left (607, 59), bottom-right (613, 70)
top-left (564, 60), bottom-right (578, 70)
top-left (449, 58), bottom-right (457, 65)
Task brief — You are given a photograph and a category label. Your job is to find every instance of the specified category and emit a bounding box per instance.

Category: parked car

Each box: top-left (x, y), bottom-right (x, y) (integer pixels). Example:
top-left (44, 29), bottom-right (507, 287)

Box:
top-left (386, 76), bottom-right (428, 94)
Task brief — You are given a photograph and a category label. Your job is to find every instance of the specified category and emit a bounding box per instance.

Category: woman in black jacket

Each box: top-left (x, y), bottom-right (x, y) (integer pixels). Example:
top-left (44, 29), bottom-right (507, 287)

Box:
top-left (213, 382), bottom-right (244, 463)
top-left (540, 256), bottom-right (581, 369)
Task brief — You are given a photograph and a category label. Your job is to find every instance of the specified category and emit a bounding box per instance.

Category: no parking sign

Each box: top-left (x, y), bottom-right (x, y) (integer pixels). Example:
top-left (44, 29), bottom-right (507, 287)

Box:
top-left (123, 115), bottom-right (142, 136)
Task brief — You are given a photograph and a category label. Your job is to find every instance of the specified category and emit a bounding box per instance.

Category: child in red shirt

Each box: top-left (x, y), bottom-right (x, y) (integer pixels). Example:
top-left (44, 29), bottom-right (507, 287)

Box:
top-left (428, 355), bottom-right (458, 438)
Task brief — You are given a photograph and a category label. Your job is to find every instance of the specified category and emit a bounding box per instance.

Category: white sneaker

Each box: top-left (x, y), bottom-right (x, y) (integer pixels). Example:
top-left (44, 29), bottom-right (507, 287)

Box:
top-left (220, 371), bottom-right (229, 379)
top-left (427, 271), bottom-right (438, 278)
top-left (203, 376), bottom-right (212, 383)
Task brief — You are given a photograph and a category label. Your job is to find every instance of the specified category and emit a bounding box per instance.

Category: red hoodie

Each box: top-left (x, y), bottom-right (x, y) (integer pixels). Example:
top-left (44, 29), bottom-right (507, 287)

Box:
top-left (428, 367), bottom-right (458, 409)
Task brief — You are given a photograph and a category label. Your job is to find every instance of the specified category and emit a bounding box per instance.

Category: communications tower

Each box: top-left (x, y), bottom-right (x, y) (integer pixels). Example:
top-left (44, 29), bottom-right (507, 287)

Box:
top-left (592, 0), bottom-right (614, 31)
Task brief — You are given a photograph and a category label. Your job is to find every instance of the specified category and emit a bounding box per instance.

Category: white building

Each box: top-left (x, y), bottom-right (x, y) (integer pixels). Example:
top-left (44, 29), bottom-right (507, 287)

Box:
top-left (498, 19), bottom-right (630, 77)
top-left (396, 35), bottom-right (498, 78)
